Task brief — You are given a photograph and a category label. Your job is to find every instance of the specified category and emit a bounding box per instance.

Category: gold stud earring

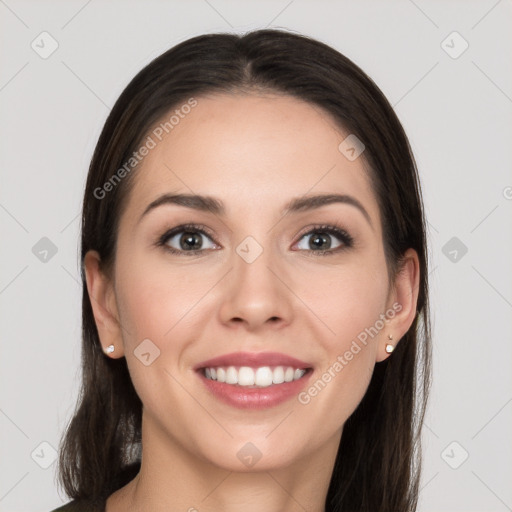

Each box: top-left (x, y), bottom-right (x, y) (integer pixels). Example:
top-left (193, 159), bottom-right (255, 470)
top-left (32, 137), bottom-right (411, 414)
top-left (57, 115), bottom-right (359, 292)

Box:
top-left (104, 344), bottom-right (115, 354)
top-left (385, 335), bottom-right (394, 354)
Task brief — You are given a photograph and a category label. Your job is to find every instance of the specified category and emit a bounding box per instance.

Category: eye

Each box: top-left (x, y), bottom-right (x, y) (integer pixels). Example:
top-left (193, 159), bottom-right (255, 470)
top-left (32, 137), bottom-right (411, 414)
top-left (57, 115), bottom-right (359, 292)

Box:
top-left (294, 224), bottom-right (354, 255)
top-left (157, 224), bottom-right (219, 255)
top-left (156, 222), bottom-right (354, 257)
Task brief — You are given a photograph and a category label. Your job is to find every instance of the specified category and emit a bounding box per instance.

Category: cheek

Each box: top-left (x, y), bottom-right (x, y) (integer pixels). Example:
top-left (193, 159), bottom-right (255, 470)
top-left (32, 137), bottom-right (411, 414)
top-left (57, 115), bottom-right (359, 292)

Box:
top-left (297, 260), bottom-right (388, 344)
top-left (303, 265), bottom-right (387, 425)
top-left (296, 337), bottom-right (375, 450)
top-left (115, 255), bottom-right (211, 345)
top-left (114, 261), bottom-right (197, 411)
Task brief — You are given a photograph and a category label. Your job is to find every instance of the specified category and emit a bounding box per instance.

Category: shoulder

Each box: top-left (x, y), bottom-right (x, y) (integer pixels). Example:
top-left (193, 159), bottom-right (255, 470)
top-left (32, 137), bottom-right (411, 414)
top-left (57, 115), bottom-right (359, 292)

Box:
top-left (50, 499), bottom-right (105, 512)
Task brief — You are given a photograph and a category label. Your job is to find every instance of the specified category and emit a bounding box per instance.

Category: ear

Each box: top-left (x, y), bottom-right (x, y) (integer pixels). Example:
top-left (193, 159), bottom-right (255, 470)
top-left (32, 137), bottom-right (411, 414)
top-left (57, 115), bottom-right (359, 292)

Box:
top-left (83, 250), bottom-right (125, 358)
top-left (376, 248), bottom-right (420, 362)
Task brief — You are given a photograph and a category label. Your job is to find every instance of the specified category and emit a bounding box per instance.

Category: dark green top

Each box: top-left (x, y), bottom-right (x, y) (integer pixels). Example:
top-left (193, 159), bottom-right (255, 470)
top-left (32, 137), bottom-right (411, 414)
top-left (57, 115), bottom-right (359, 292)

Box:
top-left (51, 499), bottom-right (105, 512)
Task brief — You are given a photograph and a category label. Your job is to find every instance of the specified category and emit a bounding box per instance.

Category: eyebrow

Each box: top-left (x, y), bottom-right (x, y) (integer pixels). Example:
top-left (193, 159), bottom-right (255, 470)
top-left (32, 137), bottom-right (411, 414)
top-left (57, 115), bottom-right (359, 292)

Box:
top-left (139, 192), bottom-right (373, 229)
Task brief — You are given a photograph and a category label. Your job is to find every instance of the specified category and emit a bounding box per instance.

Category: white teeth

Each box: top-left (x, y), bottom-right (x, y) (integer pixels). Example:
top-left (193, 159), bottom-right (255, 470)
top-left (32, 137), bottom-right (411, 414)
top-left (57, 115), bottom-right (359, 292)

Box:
top-left (204, 365), bottom-right (308, 387)
top-left (294, 368), bottom-right (305, 380)
top-left (225, 366), bottom-right (238, 384)
top-left (238, 366), bottom-right (255, 386)
top-left (255, 367), bottom-right (273, 387)
top-left (216, 367), bottom-right (226, 383)
top-left (272, 366), bottom-right (285, 384)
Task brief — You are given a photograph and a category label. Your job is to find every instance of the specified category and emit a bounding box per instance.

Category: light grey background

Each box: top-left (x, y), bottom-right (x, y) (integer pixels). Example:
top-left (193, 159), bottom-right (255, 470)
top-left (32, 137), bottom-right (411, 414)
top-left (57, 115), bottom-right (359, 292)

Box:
top-left (1, 1), bottom-right (511, 511)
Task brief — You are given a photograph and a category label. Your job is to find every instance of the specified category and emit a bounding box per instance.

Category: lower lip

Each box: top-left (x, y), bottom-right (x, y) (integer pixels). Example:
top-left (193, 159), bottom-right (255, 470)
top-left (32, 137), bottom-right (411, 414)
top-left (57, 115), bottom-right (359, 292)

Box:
top-left (197, 370), bottom-right (313, 410)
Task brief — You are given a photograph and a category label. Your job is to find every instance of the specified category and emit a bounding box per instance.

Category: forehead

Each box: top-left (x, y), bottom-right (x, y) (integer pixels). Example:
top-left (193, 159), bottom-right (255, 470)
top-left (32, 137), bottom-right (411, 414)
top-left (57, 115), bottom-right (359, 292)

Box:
top-left (122, 92), bottom-right (379, 226)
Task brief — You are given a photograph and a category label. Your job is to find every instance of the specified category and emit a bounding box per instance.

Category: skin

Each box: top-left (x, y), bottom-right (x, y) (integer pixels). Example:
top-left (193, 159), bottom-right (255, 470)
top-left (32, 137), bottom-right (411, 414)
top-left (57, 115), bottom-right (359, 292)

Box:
top-left (84, 92), bottom-right (420, 512)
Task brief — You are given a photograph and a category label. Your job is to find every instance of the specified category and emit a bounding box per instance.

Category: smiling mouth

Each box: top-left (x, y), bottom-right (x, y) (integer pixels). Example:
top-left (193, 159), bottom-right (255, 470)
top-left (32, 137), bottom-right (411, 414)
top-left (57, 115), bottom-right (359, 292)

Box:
top-left (199, 365), bottom-right (313, 388)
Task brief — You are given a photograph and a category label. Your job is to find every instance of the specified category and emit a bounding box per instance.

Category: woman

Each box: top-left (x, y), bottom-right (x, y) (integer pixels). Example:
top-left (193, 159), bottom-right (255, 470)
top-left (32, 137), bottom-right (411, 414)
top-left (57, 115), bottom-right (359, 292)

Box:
top-left (53, 28), bottom-right (432, 512)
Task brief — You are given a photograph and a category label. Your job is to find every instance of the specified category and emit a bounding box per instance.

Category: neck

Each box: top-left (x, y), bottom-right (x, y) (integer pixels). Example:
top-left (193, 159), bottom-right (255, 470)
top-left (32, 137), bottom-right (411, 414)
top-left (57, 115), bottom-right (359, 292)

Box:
top-left (106, 412), bottom-right (340, 512)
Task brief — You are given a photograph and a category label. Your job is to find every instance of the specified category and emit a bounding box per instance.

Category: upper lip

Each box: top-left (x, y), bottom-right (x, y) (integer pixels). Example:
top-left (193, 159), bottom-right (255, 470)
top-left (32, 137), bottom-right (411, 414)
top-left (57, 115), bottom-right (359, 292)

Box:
top-left (194, 351), bottom-right (312, 370)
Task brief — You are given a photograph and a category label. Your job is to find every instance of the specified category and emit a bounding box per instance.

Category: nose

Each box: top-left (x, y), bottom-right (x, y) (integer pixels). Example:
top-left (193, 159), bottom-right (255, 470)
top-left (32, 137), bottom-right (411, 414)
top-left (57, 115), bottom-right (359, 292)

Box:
top-left (217, 243), bottom-right (294, 332)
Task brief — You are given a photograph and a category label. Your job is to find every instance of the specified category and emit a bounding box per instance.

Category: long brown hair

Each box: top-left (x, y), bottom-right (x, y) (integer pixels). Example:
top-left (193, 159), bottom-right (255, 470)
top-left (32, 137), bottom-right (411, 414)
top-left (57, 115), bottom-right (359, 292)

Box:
top-left (57, 29), bottom-right (432, 512)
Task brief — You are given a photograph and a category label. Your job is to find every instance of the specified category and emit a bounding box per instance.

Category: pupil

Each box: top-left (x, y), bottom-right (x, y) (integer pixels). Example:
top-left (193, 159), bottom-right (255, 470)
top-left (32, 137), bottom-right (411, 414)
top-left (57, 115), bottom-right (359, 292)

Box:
top-left (181, 231), bottom-right (201, 250)
top-left (310, 233), bottom-right (331, 250)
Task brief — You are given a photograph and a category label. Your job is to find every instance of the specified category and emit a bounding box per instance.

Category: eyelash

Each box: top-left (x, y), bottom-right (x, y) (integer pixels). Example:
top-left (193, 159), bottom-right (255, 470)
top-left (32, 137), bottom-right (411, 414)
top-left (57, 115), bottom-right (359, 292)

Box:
top-left (156, 223), bottom-right (354, 257)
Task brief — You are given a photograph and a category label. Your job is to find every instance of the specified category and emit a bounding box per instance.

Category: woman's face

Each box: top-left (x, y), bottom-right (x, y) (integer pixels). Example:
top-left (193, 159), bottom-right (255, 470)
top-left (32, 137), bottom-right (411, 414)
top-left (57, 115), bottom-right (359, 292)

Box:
top-left (86, 92), bottom-right (418, 472)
